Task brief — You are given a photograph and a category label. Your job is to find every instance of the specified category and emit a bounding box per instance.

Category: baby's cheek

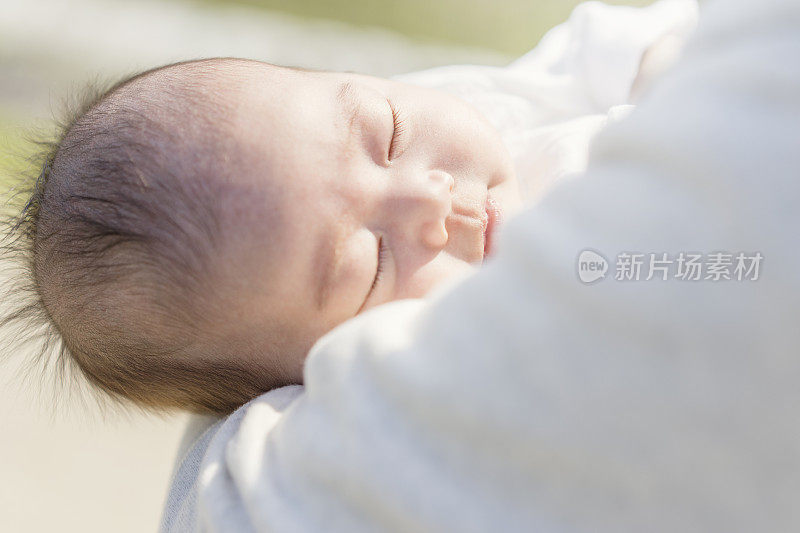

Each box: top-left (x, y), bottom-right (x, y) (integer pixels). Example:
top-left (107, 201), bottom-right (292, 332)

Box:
top-left (395, 252), bottom-right (476, 301)
top-left (449, 106), bottom-right (509, 181)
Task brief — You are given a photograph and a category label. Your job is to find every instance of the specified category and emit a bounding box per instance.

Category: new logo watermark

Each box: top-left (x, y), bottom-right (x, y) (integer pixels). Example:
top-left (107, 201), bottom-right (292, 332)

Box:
top-left (577, 249), bottom-right (609, 284)
top-left (577, 250), bottom-right (762, 284)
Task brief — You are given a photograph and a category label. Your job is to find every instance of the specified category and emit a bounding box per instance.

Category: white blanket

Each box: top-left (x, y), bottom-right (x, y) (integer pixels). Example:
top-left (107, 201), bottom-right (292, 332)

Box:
top-left (161, 0), bottom-right (800, 530)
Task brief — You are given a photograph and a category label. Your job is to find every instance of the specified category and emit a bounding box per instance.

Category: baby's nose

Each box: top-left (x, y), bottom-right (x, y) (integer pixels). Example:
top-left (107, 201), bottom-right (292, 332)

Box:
top-left (414, 170), bottom-right (454, 250)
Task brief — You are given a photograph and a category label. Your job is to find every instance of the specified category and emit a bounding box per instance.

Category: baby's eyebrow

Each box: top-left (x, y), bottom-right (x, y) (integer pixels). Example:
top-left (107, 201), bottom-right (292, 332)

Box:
top-left (312, 81), bottom-right (362, 312)
top-left (336, 81), bottom-right (361, 145)
top-left (314, 221), bottom-right (347, 312)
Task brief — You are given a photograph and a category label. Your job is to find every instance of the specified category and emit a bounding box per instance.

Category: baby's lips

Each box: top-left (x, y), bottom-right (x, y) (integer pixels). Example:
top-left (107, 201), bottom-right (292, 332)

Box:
top-left (483, 194), bottom-right (503, 258)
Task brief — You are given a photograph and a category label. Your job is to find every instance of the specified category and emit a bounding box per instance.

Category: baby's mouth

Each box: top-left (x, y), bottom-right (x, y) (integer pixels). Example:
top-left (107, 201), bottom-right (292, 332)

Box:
top-left (446, 192), bottom-right (501, 264)
top-left (483, 193), bottom-right (503, 259)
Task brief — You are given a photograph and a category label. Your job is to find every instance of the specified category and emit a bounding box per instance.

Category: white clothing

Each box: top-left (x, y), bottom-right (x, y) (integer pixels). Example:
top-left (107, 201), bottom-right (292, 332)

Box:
top-left (161, 0), bottom-right (800, 531)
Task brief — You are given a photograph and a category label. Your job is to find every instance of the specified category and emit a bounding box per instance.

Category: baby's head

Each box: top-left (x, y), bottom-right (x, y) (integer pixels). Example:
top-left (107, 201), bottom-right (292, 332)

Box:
top-left (3, 58), bottom-right (520, 414)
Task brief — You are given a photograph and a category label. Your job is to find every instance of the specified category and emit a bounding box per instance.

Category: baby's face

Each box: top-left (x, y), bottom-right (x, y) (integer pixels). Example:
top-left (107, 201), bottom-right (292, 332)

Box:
top-left (206, 60), bottom-right (521, 381)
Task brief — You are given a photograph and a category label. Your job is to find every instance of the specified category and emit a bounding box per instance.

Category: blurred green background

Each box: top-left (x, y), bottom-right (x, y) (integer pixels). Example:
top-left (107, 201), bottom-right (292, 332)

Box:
top-left (0, 1), bottom-right (653, 532)
top-left (195, 0), bottom-right (651, 55)
top-left (0, 0), bottom-right (652, 189)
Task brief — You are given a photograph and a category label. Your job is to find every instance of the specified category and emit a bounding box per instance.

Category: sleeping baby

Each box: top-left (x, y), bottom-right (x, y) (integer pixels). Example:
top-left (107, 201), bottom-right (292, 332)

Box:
top-left (1, 1), bottom-right (696, 415)
top-left (10, 58), bottom-right (524, 414)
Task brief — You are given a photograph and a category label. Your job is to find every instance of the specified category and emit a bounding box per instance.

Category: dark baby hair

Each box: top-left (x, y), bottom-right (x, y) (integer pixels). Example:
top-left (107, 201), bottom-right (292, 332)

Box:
top-left (0, 58), bottom-right (284, 414)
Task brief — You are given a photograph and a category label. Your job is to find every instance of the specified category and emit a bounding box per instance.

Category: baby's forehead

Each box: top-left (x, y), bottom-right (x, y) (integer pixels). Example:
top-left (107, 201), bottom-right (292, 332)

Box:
top-left (108, 58), bottom-right (331, 227)
top-left (110, 59), bottom-right (275, 113)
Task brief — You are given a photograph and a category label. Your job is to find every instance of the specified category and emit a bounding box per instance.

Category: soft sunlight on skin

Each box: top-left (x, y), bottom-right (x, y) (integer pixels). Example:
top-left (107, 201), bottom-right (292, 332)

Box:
top-left (180, 60), bottom-right (523, 381)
